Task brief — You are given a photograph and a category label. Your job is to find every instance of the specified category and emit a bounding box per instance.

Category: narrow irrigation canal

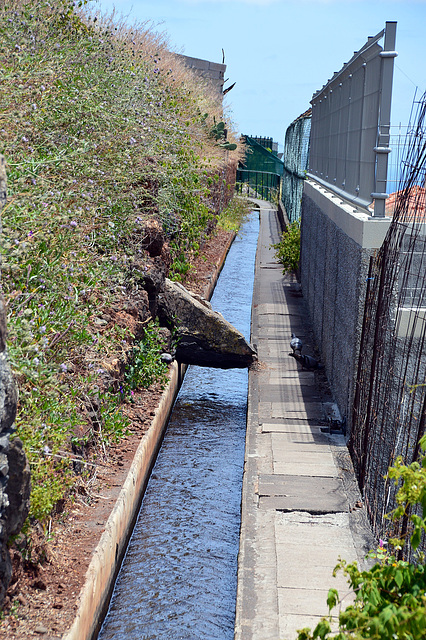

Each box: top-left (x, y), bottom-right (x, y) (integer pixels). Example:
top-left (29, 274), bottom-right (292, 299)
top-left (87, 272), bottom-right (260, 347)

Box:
top-left (98, 211), bottom-right (259, 640)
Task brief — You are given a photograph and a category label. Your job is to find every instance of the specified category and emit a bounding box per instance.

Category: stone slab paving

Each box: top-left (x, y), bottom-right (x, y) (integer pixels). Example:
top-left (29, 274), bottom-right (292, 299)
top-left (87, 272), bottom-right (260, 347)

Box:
top-left (258, 475), bottom-right (348, 512)
top-left (235, 203), bottom-right (375, 640)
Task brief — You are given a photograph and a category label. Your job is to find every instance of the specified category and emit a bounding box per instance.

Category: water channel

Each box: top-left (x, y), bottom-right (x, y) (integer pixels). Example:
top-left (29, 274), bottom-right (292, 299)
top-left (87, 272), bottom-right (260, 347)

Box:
top-left (98, 211), bottom-right (259, 640)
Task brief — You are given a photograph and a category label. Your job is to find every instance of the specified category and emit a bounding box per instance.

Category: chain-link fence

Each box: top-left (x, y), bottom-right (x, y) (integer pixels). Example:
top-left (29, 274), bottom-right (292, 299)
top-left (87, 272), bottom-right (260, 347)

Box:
top-left (350, 92), bottom-right (426, 558)
top-left (281, 111), bottom-right (311, 223)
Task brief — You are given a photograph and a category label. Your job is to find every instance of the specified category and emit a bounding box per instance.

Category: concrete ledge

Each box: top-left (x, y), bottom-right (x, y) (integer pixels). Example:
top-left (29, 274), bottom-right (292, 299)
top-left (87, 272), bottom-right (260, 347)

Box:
top-left (277, 200), bottom-right (290, 230)
top-left (63, 230), bottom-right (236, 640)
top-left (178, 55), bottom-right (226, 75)
top-left (304, 179), bottom-right (391, 249)
top-left (63, 363), bottom-right (182, 640)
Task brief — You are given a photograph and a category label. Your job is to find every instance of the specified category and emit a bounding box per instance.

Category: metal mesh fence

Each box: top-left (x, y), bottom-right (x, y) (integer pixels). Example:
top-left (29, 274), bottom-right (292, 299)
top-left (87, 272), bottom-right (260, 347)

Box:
top-left (236, 135), bottom-right (283, 203)
top-left (387, 125), bottom-right (411, 196)
top-left (235, 169), bottom-right (281, 202)
top-left (350, 92), bottom-right (426, 557)
top-left (240, 135), bottom-right (284, 175)
top-left (281, 112), bottom-right (311, 223)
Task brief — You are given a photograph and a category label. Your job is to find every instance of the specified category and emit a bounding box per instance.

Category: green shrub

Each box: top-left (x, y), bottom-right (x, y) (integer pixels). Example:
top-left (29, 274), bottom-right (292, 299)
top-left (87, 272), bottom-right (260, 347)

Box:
top-left (295, 435), bottom-right (426, 640)
top-left (272, 221), bottom-right (300, 274)
top-left (125, 321), bottom-right (169, 391)
top-left (217, 196), bottom-right (252, 233)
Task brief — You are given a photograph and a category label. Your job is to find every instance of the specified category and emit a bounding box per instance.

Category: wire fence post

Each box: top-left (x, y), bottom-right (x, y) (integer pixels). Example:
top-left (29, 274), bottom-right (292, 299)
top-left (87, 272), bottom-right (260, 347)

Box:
top-left (373, 21), bottom-right (398, 217)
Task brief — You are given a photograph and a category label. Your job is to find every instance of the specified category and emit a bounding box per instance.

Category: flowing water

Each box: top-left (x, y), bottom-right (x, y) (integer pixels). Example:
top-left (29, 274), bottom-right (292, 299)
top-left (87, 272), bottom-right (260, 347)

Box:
top-left (98, 212), bottom-right (259, 640)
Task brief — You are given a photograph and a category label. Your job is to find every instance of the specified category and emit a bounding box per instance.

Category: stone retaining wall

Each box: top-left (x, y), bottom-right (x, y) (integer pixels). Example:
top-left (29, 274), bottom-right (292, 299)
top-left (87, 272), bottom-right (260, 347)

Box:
top-left (300, 179), bottom-right (391, 435)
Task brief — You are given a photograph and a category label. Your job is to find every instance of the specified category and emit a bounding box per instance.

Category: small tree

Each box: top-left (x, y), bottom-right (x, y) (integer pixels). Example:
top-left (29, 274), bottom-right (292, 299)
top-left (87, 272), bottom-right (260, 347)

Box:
top-left (272, 221), bottom-right (300, 274)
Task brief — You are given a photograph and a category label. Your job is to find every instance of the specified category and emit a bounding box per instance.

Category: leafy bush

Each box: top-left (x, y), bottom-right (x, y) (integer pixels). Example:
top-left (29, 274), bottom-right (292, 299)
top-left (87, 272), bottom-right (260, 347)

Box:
top-left (295, 435), bottom-right (426, 640)
top-left (217, 196), bottom-right (252, 233)
top-left (125, 321), bottom-right (169, 391)
top-left (273, 221), bottom-right (300, 274)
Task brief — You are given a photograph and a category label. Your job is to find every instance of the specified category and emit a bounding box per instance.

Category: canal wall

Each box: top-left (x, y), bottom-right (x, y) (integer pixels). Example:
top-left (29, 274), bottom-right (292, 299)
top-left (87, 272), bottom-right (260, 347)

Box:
top-left (63, 232), bottom-right (236, 640)
top-left (300, 179), bottom-right (390, 435)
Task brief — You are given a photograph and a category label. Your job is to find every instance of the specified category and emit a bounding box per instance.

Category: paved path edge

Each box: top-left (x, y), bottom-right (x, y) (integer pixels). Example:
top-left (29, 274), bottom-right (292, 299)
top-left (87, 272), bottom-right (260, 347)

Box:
top-left (235, 201), bottom-right (281, 640)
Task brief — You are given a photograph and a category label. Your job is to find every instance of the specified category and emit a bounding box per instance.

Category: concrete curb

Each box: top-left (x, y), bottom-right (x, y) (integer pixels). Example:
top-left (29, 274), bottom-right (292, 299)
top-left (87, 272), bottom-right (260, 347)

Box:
top-left (63, 230), bottom-right (236, 640)
top-left (63, 365), bottom-right (182, 640)
top-left (235, 203), bottom-right (279, 640)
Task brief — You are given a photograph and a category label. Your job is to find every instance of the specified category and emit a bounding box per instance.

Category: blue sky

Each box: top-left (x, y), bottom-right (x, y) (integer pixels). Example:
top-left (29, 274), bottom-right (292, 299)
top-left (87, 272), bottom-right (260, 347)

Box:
top-left (93, 0), bottom-right (426, 152)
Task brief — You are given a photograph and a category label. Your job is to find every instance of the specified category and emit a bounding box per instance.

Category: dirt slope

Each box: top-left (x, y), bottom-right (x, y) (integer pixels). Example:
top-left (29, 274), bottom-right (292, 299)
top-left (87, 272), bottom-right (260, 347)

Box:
top-left (0, 228), bottom-right (234, 640)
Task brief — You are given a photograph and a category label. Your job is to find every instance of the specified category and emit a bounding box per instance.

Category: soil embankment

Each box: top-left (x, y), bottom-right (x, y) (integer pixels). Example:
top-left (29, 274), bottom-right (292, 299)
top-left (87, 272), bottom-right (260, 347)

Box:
top-left (0, 228), bottom-right (235, 640)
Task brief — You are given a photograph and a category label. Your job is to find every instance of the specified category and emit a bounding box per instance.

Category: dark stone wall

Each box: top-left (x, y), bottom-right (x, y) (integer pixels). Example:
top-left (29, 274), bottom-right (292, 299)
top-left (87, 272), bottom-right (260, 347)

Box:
top-left (0, 155), bottom-right (30, 606)
top-left (300, 188), bottom-right (374, 435)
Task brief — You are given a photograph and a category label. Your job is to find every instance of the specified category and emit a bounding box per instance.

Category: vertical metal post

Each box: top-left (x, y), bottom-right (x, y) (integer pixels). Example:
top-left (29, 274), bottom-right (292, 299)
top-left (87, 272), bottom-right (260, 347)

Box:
top-left (343, 72), bottom-right (353, 196)
top-left (373, 22), bottom-right (397, 217)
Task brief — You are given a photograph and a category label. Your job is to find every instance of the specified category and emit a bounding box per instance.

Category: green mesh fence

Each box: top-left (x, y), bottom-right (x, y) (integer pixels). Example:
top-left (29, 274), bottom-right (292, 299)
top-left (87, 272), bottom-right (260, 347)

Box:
top-left (236, 135), bottom-right (283, 203)
top-left (242, 136), bottom-right (284, 174)
top-left (235, 169), bottom-right (281, 202)
top-left (281, 112), bottom-right (311, 222)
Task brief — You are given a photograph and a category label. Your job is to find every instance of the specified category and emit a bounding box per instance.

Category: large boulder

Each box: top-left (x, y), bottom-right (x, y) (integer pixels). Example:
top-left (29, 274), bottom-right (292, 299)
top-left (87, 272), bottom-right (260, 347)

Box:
top-left (4, 439), bottom-right (31, 538)
top-left (158, 279), bottom-right (257, 368)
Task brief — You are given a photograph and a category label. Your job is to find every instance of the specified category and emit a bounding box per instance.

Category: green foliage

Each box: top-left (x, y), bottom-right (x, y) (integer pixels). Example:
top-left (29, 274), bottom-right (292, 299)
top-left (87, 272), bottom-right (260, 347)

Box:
top-left (170, 249), bottom-right (194, 281)
top-left (220, 142), bottom-right (238, 151)
top-left (272, 221), bottom-right (300, 274)
top-left (15, 376), bottom-right (131, 521)
top-left (387, 448), bottom-right (426, 551)
top-left (15, 390), bottom-right (79, 521)
top-left (125, 321), bottom-right (169, 391)
top-left (217, 196), bottom-right (252, 233)
top-left (0, 0), bottom-right (237, 526)
top-left (209, 118), bottom-right (237, 151)
top-left (294, 435), bottom-right (426, 640)
top-left (30, 475), bottom-right (71, 524)
top-left (210, 120), bottom-right (227, 141)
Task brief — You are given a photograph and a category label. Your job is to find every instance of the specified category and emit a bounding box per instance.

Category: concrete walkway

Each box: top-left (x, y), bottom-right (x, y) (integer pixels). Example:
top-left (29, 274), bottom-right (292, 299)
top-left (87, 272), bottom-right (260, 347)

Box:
top-left (235, 202), bottom-right (375, 640)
